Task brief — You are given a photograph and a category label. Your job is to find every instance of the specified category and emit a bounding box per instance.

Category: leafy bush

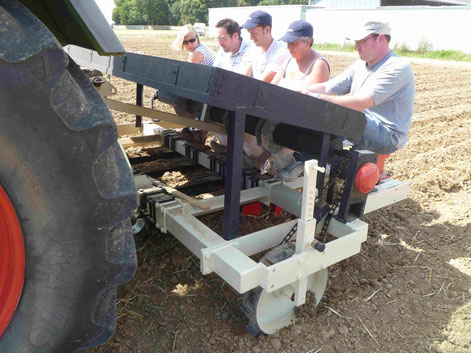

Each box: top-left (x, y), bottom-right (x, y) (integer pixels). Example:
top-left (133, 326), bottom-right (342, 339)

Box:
top-left (393, 41), bottom-right (412, 54)
top-left (417, 37), bottom-right (433, 55)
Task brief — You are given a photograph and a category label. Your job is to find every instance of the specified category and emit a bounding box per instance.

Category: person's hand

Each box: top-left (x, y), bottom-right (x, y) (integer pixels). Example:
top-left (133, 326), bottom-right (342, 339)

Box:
top-left (298, 88), bottom-right (321, 99)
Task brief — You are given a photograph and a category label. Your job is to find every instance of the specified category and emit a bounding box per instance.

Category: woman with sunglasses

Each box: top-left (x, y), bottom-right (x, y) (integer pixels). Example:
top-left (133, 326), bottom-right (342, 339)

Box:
top-left (172, 24), bottom-right (216, 66)
top-left (171, 25), bottom-right (216, 144)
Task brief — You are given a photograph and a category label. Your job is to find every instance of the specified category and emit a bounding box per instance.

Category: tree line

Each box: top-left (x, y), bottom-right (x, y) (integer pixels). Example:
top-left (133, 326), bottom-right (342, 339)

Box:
top-left (112, 0), bottom-right (307, 26)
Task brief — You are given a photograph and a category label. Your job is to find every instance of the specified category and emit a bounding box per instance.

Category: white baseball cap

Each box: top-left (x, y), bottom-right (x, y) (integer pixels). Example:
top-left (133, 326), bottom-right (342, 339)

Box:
top-left (346, 21), bottom-right (391, 41)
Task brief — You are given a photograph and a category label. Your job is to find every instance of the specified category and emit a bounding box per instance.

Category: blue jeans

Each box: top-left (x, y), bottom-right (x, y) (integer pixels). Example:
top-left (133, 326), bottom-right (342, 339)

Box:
top-left (294, 118), bottom-right (397, 162)
top-left (355, 118), bottom-right (397, 154)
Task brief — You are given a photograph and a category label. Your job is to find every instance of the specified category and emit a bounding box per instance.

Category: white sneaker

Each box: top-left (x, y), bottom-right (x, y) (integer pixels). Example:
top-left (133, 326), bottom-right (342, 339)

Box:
top-left (276, 160), bottom-right (304, 182)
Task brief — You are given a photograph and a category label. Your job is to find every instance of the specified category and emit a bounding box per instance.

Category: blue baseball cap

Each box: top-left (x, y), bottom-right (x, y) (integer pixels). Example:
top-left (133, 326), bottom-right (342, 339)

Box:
top-left (240, 10), bottom-right (272, 29)
top-left (279, 20), bottom-right (313, 43)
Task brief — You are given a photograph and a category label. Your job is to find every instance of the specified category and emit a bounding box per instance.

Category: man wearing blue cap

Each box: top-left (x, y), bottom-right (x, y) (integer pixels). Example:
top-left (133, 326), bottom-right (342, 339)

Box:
top-left (257, 20), bottom-right (331, 181)
top-left (304, 21), bottom-right (415, 155)
top-left (240, 10), bottom-right (289, 83)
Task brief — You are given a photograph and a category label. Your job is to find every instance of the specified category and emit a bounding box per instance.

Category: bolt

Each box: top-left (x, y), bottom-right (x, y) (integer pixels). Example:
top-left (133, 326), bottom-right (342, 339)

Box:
top-left (314, 242), bottom-right (326, 252)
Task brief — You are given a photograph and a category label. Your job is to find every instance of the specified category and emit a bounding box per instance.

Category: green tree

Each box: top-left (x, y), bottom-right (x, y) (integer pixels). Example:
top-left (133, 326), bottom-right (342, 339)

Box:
top-left (136, 0), bottom-right (169, 25)
top-left (112, 0), bottom-right (126, 24)
top-left (237, 0), bottom-right (260, 5)
top-left (169, 0), bottom-right (182, 25)
top-left (112, 0), bottom-right (143, 25)
top-left (177, 0), bottom-right (237, 25)
top-left (258, 0), bottom-right (306, 4)
top-left (112, 7), bottom-right (121, 24)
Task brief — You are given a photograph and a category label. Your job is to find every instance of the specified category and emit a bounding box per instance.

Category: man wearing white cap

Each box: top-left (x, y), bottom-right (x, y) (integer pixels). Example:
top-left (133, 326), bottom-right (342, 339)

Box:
top-left (304, 21), bottom-right (415, 154)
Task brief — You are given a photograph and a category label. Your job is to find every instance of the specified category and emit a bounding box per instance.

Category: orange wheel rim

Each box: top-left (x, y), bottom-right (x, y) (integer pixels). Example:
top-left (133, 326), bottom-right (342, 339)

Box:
top-left (0, 185), bottom-right (25, 338)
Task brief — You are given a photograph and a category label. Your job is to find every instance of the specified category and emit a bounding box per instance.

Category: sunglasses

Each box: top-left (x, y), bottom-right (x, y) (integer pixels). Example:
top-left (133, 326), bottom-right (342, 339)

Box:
top-left (217, 34), bottom-right (233, 42)
top-left (183, 38), bottom-right (197, 45)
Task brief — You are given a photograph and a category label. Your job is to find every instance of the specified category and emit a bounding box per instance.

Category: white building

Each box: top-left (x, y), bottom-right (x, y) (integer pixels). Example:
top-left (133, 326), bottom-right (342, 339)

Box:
top-left (208, 2), bottom-right (471, 53)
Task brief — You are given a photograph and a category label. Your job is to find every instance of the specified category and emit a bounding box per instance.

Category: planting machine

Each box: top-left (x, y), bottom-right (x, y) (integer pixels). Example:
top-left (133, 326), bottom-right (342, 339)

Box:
top-left (0, 0), bottom-right (409, 351)
top-left (67, 44), bottom-right (410, 336)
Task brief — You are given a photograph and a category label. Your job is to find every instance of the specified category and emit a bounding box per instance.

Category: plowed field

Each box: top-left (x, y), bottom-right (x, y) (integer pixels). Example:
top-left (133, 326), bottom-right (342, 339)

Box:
top-left (91, 32), bottom-right (471, 353)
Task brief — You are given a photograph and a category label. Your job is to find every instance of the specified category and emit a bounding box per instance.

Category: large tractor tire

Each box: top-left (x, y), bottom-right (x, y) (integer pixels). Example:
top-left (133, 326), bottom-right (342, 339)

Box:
top-left (0, 1), bottom-right (137, 352)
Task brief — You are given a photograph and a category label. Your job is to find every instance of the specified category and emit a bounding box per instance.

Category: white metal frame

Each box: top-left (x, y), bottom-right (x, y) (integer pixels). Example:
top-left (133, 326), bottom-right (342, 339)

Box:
top-left (138, 159), bottom-right (409, 307)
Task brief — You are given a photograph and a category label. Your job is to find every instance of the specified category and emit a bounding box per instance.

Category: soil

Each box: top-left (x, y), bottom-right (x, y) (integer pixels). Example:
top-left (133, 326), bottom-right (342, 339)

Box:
top-left (90, 33), bottom-right (471, 353)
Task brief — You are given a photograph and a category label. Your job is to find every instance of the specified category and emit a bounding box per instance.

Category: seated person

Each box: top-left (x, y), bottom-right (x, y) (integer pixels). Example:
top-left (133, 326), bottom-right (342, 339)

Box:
top-left (303, 21), bottom-right (415, 155)
top-left (172, 24), bottom-right (216, 65)
top-left (171, 24), bottom-right (216, 144)
top-left (211, 18), bottom-right (264, 170)
top-left (257, 20), bottom-right (331, 181)
top-left (240, 10), bottom-right (289, 83)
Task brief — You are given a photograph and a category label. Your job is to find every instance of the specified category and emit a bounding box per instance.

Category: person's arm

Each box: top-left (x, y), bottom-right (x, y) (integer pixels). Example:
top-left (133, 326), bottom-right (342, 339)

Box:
top-left (212, 48), bottom-right (224, 68)
top-left (310, 93), bottom-right (374, 112)
top-left (270, 56), bottom-right (290, 86)
top-left (242, 63), bottom-right (253, 77)
top-left (262, 48), bottom-right (289, 83)
top-left (302, 59), bottom-right (330, 88)
top-left (270, 68), bottom-right (283, 86)
top-left (240, 45), bottom-right (254, 77)
top-left (260, 70), bottom-right (276, 83)
top-left (300, 82), bottom-right (331, 95)
top-left (188, 50), bottom-right (204, 64)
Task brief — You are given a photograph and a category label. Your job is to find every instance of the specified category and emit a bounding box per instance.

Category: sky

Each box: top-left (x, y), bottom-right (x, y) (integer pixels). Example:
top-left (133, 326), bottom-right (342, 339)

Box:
top-left (95, 0), bottom-right (115, 24)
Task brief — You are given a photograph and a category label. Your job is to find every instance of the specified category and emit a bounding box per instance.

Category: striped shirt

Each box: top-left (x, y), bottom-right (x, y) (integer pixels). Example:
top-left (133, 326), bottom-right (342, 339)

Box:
top-left (194, 42), bottom-right (216, 66)
top-left (213, 38), bottom-right (252, 75)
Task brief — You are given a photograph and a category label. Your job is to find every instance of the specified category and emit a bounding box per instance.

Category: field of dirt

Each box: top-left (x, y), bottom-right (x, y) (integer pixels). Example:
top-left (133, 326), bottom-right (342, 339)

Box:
top-left (91, 33), bottom-right (471, 353)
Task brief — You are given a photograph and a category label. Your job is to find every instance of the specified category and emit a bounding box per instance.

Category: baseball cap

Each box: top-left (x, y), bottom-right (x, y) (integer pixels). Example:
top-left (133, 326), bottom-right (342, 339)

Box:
top-left (240, 10), bottom-right (272, 29)
top-left (346, 21), bottom-right (391, 41)
top-left (279, 20), bottom-right (313, 43)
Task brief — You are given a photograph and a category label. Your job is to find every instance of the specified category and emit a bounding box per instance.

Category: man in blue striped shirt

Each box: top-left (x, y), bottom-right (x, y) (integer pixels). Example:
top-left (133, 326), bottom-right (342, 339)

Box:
top-left (213, 18), bottom-right (252, 76)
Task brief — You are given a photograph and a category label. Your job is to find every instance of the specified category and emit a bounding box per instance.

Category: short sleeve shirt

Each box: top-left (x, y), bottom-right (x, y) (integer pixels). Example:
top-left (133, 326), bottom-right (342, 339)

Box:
top-left (194, 42), bottom-right (216, 66)
top-left (213, 38), bottom-right (252, 74)
top-left (325, 51), bottom-right (415, 148)
top-left (249, 39), bottom-right (289, 80)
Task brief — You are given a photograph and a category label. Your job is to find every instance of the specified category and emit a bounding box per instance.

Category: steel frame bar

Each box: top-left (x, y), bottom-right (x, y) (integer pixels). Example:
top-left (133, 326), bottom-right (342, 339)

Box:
top-left (136, 83), bottom-right (143, 127)
top-left (223, 108), bottom-right (246, 239)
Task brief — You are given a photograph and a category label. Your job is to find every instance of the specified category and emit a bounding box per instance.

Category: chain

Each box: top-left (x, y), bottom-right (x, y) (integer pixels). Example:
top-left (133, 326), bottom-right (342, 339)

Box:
top-left (317, 155), bottom-right (351, 242)
top-left (318, 182), bottom-right (345, 242)
top-left (279, 223), bottom-right (298, 245)
top-left (278, 154), bottom-right (351, 245)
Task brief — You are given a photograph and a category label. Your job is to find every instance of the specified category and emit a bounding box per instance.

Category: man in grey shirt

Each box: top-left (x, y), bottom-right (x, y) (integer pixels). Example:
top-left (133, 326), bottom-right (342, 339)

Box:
top-left (304, 21), bottom-right (415, 154)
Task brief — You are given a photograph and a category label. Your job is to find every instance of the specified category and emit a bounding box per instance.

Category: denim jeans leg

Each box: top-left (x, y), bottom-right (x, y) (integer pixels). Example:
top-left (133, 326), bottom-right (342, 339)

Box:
top-left (356, 118), bottom-right (397, 154)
